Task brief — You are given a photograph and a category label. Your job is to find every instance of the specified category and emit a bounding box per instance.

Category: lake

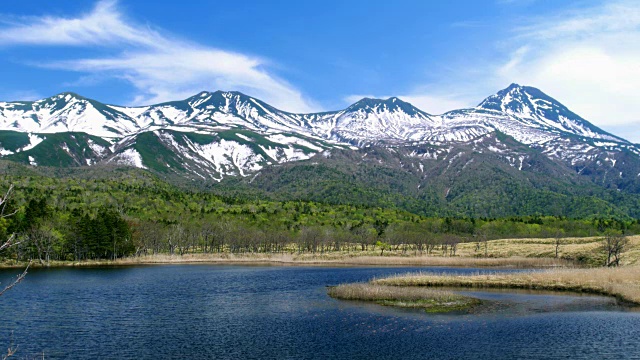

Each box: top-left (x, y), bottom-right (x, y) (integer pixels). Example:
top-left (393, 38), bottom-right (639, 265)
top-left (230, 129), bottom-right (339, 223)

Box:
top-left (1, 265), bottom-right (639, 359)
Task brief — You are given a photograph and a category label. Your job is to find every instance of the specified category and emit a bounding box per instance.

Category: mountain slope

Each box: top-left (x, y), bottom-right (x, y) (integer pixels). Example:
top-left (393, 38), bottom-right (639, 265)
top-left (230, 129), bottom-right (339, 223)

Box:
top-left (477, 83), bottom-right (625, 142)
top-left (0, 93), bottom-right (144, 138)
top-left (215, 132), bottom-right (640, 218)
top-left (291, 97), bottom-right (436, 146)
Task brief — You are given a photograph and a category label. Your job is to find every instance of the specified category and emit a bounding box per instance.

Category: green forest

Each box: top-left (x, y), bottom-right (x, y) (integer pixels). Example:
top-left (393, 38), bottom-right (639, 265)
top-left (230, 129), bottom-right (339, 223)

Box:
top-left (1, 163), bottom-right (639, 264)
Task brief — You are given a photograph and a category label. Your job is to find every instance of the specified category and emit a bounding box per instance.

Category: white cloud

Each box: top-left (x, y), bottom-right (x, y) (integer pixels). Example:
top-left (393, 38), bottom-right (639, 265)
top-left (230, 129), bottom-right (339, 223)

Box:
top-left (496, 0), bottom-right (640, 139)
top-left (0, 90), bottom-right (43, 102)
top-left (0, 1), bottom-right (318, 112)
top-left (0, 1), bottom-right (166, 48)
top-left (380, 0), bottom-right (640, 142)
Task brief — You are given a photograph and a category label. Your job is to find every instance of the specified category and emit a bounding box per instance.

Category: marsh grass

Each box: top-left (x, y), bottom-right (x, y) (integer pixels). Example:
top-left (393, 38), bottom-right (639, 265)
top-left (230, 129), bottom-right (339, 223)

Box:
top-left (456, 235), bottom-right (640, 266)
top-left (0, 253), bottom-right (570, 269)
top-left (327, 283), bottom-right (479, 312)
top-left (373, 266), bottom-right (640, 304)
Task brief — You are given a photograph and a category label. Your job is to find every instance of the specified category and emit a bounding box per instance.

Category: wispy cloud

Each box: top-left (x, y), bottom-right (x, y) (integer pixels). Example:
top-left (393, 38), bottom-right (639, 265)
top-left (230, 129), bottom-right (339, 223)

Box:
top-left (0, 1), bottom-right (166, 48)
top-left (0, 1), bottom-right (319, 112)
top-left (513, 1), bottom-right (640, 40)
top-left (352, 0), bottom-right (640, 141)
top-left (497, 0), bottom-right (640, 129)
top-left (0, 90), bottom-right (43, 102)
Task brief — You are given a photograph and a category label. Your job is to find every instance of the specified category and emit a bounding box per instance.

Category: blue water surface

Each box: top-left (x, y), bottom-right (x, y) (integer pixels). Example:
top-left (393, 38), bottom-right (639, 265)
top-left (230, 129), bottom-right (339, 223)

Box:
top-left (1, 265), bottom-right (639, 359)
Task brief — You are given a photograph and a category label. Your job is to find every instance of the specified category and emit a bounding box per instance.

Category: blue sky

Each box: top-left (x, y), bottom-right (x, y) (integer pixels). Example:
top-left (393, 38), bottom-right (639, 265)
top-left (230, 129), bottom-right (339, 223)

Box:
top-left (1, 0), bottom-right (639, 141)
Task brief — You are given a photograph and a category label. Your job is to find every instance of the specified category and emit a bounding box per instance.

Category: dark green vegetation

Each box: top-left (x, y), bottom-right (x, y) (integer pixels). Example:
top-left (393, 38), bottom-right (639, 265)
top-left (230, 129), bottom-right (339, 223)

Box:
top-left (1, 131), bottom-right (111, 167)
top-left (215, 138), bottom-right (640, 219)
top-left (1, 160), bottom-right (639, 264)
top-left (2, 124), bottom-right (640, 220)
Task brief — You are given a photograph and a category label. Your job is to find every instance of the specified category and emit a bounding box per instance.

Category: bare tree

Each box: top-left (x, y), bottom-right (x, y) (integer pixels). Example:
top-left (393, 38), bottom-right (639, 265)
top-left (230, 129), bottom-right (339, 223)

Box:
top-left (166, 224), bottom-right (184, 255)
top-left (0, 185), bottom-right (30, 297)
top-left (2, 331), bottom-right (17, 359)
top-left (446, 235), bottom-right (459, 257)
top-left (350, 224), bottom-right (377, 252)
top-left (554, 230), bottom-right (565, 259)
top-left (25, 223), bottom-right (57, 266)
top-left (603, 231), bottom-right (628, 267)
top-left (474, 229), bottom-right (489, 258)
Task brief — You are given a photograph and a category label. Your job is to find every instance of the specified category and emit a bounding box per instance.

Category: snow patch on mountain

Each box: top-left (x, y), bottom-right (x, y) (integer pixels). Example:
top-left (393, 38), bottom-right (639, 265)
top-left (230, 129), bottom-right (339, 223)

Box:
top-left (111, 148), bottom-right (146, 169)
top-left (22, 134), bottom-right (44, 151)
top-left (266, 134), bottom-right (324, 152)
top-left (87, 139), bottom-right (108, 156)
top-left (187, 138), bottom-right (263, 178)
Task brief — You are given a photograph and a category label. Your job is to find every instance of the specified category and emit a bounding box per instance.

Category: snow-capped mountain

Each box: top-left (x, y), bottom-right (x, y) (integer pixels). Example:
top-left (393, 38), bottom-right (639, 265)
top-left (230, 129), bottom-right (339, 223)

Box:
top-left (0, 93), bottom-right (144, 138)
top-left (293, 97), bottom-right (436, 146)
top-left (0, 84), bottom-right (639, 191)
top-left (476, 83), bottom-right (625, 142)
top-left (120, 90), bottom-right (316, 135)
top-left (0, 84), bottom-right (626, 147)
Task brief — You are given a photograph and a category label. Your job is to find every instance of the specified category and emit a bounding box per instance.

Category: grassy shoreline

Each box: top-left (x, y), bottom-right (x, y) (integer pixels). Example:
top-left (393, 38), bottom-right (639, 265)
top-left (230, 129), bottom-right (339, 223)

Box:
top-left (327, 283), bottom-right (481, 312)
top-left (373, 266), bottom-right (640, 305)
top-left (0, 253), bottom-right (572, 269)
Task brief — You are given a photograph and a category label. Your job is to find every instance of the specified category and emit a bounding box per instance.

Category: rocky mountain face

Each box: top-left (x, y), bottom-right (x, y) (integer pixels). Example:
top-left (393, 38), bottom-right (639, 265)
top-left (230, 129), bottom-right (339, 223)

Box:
top-left (0, 84), bottom-right (638, 200)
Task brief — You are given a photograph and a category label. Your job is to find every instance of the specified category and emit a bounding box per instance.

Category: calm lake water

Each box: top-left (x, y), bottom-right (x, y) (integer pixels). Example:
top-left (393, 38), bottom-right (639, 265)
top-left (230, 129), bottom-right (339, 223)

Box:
top-left (1, 265), bottom-right (639, 359)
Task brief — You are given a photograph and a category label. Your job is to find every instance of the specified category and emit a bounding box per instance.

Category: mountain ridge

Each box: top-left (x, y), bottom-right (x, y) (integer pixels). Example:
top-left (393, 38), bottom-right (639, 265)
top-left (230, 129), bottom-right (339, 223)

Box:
top-left (1, 84), bottom-right (639, 205)
top-left (0, 84), bottom-right (624, 145)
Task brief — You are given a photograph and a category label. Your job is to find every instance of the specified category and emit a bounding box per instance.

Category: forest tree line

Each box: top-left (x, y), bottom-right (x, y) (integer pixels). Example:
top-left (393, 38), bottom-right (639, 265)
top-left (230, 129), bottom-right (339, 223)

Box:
top-left (1, 174), bottom-right (639, 264)
top-left (1, 198), bottom-right (639, 264)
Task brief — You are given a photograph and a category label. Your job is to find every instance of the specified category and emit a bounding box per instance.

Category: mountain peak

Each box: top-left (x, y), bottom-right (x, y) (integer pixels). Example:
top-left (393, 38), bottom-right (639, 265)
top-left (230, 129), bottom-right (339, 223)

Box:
top-left (183, 90), bottom-right (251, 105)
top-left (505, 83), bottom-right (522, 90)
top-left (49, 92), bottom-right (85, 101)
top-left (34, 92), bottom-right (94, 110)
top-left (213, 90), bottom-right (252, 98)
top-left (346, 96), bottom-right (427, 116)
top-left (186, 90), bottom-right (253, 101)
top-left (478, 83), bottom-right (531, 111)
top-left (477, 83), bottom-right (579, 114)
top-left (195, 91), bottom-right (211, 97)
top-left (476, 84), bottom-right (625, 142)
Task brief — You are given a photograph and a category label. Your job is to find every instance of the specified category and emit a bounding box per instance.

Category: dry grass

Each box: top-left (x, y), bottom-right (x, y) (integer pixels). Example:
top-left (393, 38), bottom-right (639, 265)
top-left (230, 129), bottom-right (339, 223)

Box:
top-left (457, 235), bottom-right (640, 266)
top-left (327, 283), bottom-right (478, 311)
top-left (0, 253), bottom-right (569, 269)
top-left (319, 256), bottom-right (566, 267)
top-left (373, 265), bottom-right (640, 304)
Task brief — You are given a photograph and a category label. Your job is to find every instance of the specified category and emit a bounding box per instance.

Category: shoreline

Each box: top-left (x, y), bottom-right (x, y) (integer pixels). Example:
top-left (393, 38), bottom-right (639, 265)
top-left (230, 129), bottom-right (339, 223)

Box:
top-left (0, 253), bottom-right (573, 269)
top-left (373, 266), bottom-right (640, 305)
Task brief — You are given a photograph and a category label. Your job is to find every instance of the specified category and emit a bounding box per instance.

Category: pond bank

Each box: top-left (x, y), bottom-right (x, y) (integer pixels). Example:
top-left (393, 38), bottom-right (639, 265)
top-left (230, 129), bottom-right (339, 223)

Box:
top-left (0, 253), bottom-right (571, 269)
top-left (373, 266), bottom-right (640, 305)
